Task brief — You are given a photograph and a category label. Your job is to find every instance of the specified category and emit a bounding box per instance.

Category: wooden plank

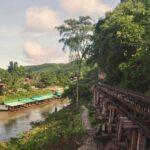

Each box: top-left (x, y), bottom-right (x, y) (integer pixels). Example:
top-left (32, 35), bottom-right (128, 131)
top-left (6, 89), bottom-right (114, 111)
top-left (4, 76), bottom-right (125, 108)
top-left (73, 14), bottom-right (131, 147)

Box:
top-left (137, 131), bottom-right (146, 150)
top-left (131, 130), bottom-right (138, 150)
top-left (117, 121), bottom-right (122, 142)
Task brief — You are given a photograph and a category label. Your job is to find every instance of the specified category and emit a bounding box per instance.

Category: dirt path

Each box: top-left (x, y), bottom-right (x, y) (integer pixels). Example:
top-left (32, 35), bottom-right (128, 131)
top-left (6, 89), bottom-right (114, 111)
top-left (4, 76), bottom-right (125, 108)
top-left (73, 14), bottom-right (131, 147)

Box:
top-left (78, 105), bottom-right (104, 150)
top-left (81, 105), bottom-right (91, 131)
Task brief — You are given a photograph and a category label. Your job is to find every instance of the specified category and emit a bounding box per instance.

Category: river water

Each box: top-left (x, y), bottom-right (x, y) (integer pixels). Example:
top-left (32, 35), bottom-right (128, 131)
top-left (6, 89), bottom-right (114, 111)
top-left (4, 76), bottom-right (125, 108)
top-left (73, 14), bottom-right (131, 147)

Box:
top-left (0, 99), bottom-right (70, 141)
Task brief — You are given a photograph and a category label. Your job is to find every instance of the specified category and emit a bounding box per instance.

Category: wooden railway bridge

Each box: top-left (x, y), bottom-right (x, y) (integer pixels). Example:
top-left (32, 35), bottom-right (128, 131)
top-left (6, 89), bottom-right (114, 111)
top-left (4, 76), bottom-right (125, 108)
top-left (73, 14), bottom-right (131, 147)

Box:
top-left (92, 83), bottom-right (150, 150)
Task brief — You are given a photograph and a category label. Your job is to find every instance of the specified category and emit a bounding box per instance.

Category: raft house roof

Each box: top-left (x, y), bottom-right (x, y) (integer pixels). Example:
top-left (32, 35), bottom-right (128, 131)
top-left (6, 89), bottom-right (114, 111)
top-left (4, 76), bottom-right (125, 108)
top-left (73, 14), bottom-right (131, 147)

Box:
top-left (31, 93), bottom-right (53, 101)
top-left (4, 93), bottom-right (54, 107)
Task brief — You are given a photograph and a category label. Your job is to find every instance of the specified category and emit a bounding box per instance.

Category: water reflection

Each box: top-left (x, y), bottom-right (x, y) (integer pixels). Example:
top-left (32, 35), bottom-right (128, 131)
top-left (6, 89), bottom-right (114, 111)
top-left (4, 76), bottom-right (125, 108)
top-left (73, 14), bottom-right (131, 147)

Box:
top-left (0, 100), bottom-right (70, 141)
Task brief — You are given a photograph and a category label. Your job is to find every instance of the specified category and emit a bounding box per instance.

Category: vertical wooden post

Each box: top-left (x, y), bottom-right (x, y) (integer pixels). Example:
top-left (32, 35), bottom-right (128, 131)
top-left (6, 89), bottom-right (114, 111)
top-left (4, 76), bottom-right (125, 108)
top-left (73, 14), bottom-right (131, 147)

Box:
top-left (131, 130), bottom-right (138, 150)
top-left (102, 101), bottom-right (106, 115)
top-left (136, 131), bottom-right (146, 150)
top-left (108, 109), bottom-right (112, 133)
top-left (95, 90), bottom-right (97, 105)
top-left (117, 120), bottom-right (122, 143)
top-left (108, 109), bottom-right (112, 123)
top-left (95, 90), bottom-right (97, 106)
top-left (111, 109), bottom-right (115, 123)
top-left (93, 90), bottom-right (96, 107)
top-left (99, 94), bottom-right (103, 112)
top-left (102, 123), bottom-right (106, 132)
top-left (96, 92), bottom-right (99, 105)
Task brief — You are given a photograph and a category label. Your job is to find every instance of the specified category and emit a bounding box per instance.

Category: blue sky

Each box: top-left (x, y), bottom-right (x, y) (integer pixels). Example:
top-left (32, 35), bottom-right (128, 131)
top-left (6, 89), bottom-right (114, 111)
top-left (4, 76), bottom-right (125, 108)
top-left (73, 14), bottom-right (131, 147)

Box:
top-left (0, 0), bottom-right (120, 68)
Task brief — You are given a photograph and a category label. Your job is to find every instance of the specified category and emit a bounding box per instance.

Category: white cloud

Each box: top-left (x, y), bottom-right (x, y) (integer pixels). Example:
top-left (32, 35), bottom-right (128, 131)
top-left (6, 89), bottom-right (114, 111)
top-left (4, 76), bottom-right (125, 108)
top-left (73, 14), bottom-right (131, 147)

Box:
top-left (26, 6), bottom-right (60, 31)
top-left (61, 0), bottom-right (110, 16)
top-left (23, 41), bottom-right (69, 64)
top-left (24, 41), bottom-right (48, 64)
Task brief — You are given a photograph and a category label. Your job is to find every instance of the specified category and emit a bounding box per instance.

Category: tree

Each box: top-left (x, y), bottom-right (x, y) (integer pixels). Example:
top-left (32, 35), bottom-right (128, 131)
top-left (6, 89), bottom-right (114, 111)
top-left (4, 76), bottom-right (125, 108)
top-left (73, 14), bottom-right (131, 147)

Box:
top-left (8, 61), bottom-right (18, 73)
top-left (88, 0), bottom-right (150, 92)
top-left (56, 16), bottom-right (93, 103)
top-left (7, 61), bottom-right (25, 91)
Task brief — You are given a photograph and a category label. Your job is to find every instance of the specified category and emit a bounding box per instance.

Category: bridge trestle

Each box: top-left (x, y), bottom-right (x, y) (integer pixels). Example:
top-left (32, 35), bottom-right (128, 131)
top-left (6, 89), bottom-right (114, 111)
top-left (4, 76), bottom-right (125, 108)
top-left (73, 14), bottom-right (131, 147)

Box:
top-left (91, 84), bottom-right (149, 150)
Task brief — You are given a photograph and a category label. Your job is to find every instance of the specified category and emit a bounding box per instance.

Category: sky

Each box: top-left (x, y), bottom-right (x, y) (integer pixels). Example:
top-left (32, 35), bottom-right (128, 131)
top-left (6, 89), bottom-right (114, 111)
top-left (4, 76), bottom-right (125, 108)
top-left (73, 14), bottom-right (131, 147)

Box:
top-left (0, 0), bottom-right (120, 69)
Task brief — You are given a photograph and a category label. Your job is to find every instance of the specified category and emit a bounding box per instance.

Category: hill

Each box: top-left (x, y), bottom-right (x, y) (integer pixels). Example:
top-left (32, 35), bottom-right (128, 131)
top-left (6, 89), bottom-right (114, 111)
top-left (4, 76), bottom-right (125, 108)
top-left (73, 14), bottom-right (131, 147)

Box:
top-left (25, 62), bottom-right (87, 73)
top-left (25, 63), bottom-right (66, 73)
top-left (0, 68), bottom-right (5, 71)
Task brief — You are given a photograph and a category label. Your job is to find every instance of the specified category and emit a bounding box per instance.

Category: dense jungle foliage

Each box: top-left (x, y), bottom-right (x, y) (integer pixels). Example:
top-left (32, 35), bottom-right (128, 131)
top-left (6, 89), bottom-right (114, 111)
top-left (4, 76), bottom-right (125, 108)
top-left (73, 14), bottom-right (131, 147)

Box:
top-left (88, 0), bottom-right (150, 93)
top-left (0, 61), bottom-right (92, 102)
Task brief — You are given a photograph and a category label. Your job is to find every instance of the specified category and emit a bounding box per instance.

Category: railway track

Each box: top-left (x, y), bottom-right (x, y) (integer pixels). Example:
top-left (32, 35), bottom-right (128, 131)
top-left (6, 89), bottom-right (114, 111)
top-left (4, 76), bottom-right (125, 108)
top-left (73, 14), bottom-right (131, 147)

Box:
top-left (95, 83), bottom-right (150, 138)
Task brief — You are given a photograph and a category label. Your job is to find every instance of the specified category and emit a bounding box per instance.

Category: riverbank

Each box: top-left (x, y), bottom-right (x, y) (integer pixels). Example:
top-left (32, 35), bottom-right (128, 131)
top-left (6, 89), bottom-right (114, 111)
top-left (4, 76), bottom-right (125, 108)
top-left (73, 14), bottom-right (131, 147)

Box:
top-left (0, 98), bottom-right (70, 142)
top-left (0, 101), bottom-right (84, 150)
top-left (0, 99), bottom-right (69, 122)
top-left (0, 86), bottom-right (63, 103)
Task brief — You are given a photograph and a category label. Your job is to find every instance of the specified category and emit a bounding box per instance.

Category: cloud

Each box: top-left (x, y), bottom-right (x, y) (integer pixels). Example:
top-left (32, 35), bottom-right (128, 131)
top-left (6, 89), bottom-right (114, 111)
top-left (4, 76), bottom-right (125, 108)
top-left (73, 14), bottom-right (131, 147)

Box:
top-left (24, 41), bottom-right (48, 64)
top-left (23, 41), bottom-right (69, 64)
top-left (26, 6), bottom-right (60, 31)
top-left (61, 0), bottom-right (110, 16)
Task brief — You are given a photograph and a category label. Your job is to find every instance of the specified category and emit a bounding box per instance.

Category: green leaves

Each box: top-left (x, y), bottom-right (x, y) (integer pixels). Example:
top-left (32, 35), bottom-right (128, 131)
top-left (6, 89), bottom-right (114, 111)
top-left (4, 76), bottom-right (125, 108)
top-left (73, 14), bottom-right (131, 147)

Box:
top-left (56, 16), bottom-right (93, 59)
top-left (88, 0), bottom-right (150, 92)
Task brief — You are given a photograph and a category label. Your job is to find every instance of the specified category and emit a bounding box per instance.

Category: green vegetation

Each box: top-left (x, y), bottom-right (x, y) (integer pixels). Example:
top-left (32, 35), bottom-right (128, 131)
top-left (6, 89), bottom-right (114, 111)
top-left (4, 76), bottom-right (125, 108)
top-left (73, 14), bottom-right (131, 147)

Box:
top-left (88, 0), bottom-right (150, 93)
top-left (0, 61), bottom-right (92, 103)
top-left (0, 103), bottom-right (84, 150)
top-left (57, 16), bottom-right (93, 103)
top-left (0, 0), bottom-right (149, 149)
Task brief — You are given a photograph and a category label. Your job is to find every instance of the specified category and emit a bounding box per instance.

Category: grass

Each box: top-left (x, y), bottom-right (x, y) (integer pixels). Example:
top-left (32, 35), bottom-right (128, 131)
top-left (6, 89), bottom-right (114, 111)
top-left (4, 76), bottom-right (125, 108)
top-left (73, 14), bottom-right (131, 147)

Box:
top-left (0, 103), bottom-right (84, 150)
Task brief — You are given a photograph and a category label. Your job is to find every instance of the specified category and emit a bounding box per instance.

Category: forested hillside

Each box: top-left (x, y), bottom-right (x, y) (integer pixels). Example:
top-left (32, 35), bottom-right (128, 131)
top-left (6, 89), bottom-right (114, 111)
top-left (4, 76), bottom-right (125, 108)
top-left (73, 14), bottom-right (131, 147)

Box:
top-left (0, 61), bottom-right (93, 102)
top-left (25, 63), bottom-right (67, 73)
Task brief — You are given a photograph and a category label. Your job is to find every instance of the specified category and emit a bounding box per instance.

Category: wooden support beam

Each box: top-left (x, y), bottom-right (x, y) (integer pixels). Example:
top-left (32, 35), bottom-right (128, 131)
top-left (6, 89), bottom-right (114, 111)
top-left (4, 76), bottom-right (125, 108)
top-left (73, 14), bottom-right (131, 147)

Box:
top-left (131, 130), bottom-right (138, 150)
top-left (136, 131), bottom-right (146, 150)
top-left (102, 101), bottom-right (106, 115)
top-left (122, 124), bottom-right (138, 129)
top-left (117, 121), bottom-right (122, 142)
top-left (119, 117), bottom-right (138, 129)
top-left (107, 108), bottom-right (116, 133)
top-left (93, 90), bottom-right (96, 107)
top-left (96, 92), bottom-right (99, 104)
top-left (108, 109), bottom-right (112, 133)
top-left (102, 123), bottom-right (106, 132)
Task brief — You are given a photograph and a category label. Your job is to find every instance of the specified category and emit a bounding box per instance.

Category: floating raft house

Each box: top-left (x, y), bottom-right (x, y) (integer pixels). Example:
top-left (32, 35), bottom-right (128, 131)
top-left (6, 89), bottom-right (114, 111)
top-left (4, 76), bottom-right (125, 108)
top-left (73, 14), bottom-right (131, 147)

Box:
top-left (0, 92), bottom-right (61, 111)
top-left (31, 93), bottom-right (53, 102)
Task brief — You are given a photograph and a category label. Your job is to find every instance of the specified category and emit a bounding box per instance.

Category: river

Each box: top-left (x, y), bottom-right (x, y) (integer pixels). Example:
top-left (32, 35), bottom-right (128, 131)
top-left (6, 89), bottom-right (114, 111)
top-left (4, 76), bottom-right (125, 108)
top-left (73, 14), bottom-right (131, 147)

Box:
top-left (0, 99), bottom-right (70, 141)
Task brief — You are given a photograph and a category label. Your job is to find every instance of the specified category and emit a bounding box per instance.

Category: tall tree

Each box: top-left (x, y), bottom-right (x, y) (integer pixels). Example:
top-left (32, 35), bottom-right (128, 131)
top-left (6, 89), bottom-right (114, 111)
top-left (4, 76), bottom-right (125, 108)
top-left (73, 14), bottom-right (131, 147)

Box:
top-left (57, 16), bottom-right (93, 103)
top-left (88, 0), bottom-right (150, 92)
top-left (7, 61), bottom-right (25, 90)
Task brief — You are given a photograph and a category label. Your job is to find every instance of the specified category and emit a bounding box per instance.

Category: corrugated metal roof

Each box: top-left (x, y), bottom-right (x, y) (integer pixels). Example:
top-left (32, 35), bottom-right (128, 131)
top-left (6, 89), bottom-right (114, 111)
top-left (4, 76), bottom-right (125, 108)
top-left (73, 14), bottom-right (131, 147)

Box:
top-left (32, 93), bottom-right (53, 101)
top-left (4, 99), bottom-right (18, 105)
top-left (4, 93), bottom-right (54, 107)
top-left (5, 101), bottom-right (24, 107)
top-left (19, 98), bottom-right (35, 104)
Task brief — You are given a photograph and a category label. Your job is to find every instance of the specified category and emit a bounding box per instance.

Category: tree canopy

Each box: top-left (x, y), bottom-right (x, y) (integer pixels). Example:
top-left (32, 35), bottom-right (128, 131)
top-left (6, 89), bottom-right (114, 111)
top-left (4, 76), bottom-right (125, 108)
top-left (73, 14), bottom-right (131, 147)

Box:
top-left (57, 16), bottom-right (94, 103)
top-left (88, 0), bottom-right (150, 92)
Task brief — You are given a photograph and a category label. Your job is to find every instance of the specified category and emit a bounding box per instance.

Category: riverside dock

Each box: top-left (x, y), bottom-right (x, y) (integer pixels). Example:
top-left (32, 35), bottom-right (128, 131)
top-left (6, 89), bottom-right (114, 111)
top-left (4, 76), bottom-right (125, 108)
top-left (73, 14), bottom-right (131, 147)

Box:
top-left (0, 91), bottom-right (62, 111)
